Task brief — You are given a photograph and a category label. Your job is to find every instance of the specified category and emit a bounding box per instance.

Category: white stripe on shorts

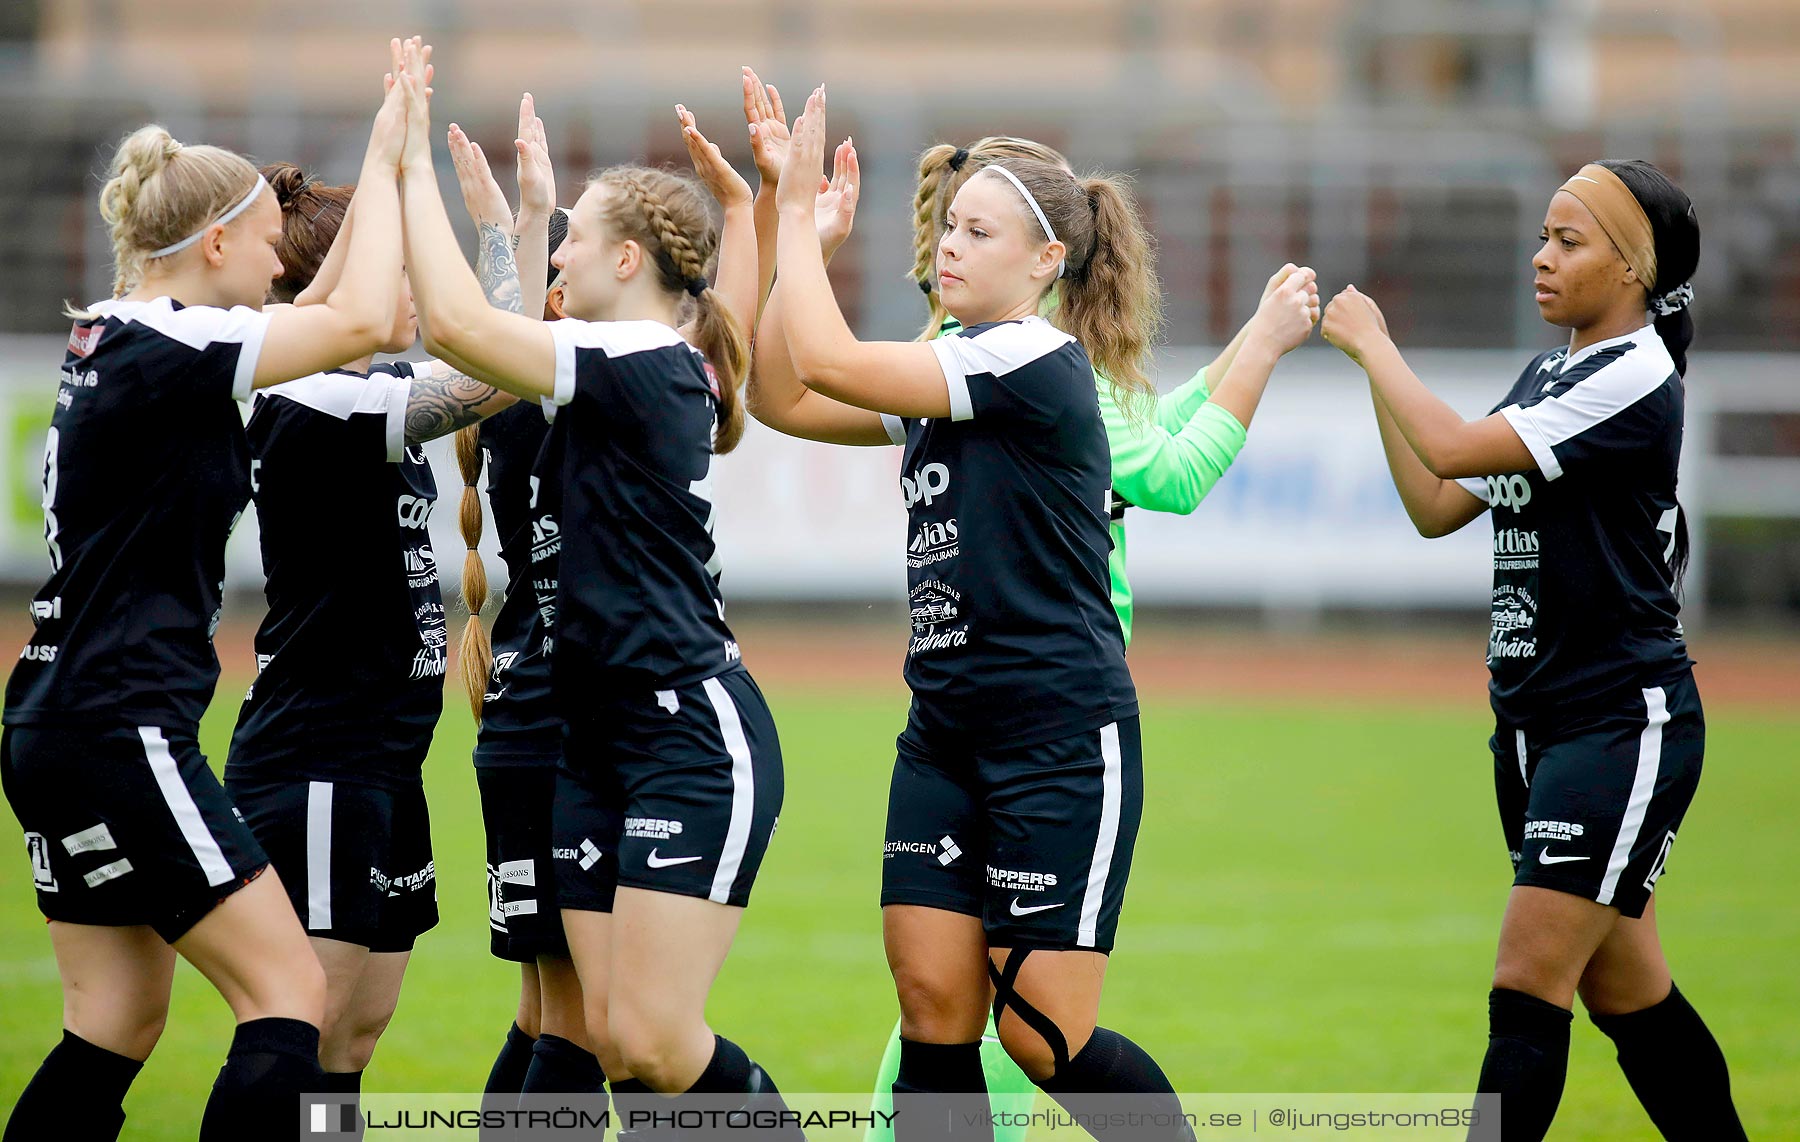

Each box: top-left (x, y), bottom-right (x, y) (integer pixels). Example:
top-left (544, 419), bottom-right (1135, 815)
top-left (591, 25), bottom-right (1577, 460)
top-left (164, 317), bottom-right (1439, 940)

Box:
top-left (138, 726), bottom-right (235, 887)
top-left (1516, 729), bottom-right (1529, 788)
top-left (1077, 723), bottom-right (1124, 948)
top-left (702, 677), bottom-right (755, 905)
top-left (306, 781), bottom-right (333, 930)
top-left (1597, 687), bottom-right (1669, 906)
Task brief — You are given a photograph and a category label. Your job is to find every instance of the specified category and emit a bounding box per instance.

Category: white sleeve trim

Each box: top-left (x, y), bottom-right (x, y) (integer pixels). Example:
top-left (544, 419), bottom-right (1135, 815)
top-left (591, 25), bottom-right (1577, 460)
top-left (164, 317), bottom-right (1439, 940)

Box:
top-left (547, 318), bottom-right (688, 408)
top-left (125, 300), bottom-right (272, 401)
top-left (1502, 348), bottom-right (1671, 482)
top-left (1455, 477), bottom-right (1491, 503)
top-left (263, 372), bottom-right (413, 463)
top-left (880, 413), bottom-right (907, 446)
top-left (1501, 404), bottom-right (1563, 481)
top-left (929, 338), bottom-right (975, 422)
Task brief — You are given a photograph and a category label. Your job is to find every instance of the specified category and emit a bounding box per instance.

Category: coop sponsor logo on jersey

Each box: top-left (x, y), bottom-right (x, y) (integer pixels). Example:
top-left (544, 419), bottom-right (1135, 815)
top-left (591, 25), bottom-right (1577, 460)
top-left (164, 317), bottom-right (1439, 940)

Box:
top-left (1487, 474), bottom-right (1532, 513)
top-left (901, 462), bottom-right (951, 508)
top-left (396, 495), bottom-right (434, 529)
top-left (987, 865), bottom-right (1058, 893)
top-left (907, 518), bottom-right (960, 567)
top-left (625, 816), bottom-right (684, 841)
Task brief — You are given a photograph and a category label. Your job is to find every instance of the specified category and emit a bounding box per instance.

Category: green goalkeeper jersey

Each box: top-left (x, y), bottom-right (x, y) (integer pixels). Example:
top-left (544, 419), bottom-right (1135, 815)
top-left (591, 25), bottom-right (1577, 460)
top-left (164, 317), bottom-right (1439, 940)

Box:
top-left (938, 319), bottom-right (1248, 645)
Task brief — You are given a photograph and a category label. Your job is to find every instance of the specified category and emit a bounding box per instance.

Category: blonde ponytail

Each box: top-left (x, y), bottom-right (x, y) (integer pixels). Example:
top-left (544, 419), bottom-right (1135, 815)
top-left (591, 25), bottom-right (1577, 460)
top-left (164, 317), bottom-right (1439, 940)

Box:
top-left (93, 124), bottom-right (260, 299)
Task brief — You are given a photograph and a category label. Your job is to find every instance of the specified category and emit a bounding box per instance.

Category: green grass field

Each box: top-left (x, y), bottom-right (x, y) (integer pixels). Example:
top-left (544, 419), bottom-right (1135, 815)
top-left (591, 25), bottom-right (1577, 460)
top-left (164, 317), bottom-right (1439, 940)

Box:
top-left (3, 677), bottom-right (1796, 1139)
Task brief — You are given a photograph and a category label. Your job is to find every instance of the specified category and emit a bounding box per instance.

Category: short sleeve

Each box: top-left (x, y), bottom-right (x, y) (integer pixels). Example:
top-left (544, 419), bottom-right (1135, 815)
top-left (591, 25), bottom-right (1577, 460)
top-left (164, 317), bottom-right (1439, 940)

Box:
top-left (130, 300), bottom-right (272, 403)
top-left (927, 318), bottom-right (1079, 425)
top-left (1455, 477), bottom-right (1491, 504)
top-left (547, 318), bottom-right (689, 408)
top-left (260, 371), bottom-right (413, 462)
top-left (880, 414), bottom-right (908, 446)
top-left (1500, 354), bottom-right (1673, 482)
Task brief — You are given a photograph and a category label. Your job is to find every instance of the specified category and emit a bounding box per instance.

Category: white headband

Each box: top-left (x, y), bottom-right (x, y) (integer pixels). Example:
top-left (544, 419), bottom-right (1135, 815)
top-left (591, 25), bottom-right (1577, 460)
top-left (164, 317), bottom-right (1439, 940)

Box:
top-left (983, 165), bottom-right (1064, 278)
top-left (148, 174), bottom-right (268, 259)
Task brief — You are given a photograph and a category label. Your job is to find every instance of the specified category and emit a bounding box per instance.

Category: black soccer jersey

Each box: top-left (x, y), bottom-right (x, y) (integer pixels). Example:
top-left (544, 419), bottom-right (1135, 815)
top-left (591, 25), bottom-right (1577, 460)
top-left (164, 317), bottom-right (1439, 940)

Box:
top-left (881, 316), bottom-right (1136, 748)
top-left (4, 297), bottom-right (269, 730)
top-left (225, 363), bottom-right (445, 789)
top-left (545, 319), bottom-right (741, 700)
top-left (1459, 325), bottom-right (1692, 728)
top-left (472, 399), bottom-right (563, 763)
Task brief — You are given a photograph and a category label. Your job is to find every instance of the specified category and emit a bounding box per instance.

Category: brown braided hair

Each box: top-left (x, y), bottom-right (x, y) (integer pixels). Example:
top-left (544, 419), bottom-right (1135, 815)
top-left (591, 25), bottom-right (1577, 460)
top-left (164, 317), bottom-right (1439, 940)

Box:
top-left (454, 425), bottom-right (491, 722)
top-left (592, 165), bottom-right (749, 454)
top-left (261, 162), bottom-right (354, 304)
top-left (909, 137), bottom-right (1069, 341)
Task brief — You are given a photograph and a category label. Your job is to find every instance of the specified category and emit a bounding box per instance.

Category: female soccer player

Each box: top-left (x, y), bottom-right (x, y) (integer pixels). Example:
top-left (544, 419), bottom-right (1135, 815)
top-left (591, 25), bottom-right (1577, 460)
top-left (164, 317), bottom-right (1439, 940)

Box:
top-left (387, 43), bottom-right (793, 1108)
top-left (221, 150), bottom-right (519, 1104)
top-left (1321, 161), bottom-right (1745, 1142)
top-left (1, 43), bottom-right (410, 1141)
top-left (440, 101), bottom-right (614, 1104)
top-left (760, 87), bottom-right (1318, 1136)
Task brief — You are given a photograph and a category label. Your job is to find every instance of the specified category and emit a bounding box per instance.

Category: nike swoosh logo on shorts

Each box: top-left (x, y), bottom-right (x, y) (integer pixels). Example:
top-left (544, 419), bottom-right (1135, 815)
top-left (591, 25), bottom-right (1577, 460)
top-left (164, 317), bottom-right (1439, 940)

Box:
top-left (1009, 898), bottom-right (1064, 917)
top-left (1538, 849), bottom-right (1588, 865)
top-left (646, 849), bottom-right (703, 869)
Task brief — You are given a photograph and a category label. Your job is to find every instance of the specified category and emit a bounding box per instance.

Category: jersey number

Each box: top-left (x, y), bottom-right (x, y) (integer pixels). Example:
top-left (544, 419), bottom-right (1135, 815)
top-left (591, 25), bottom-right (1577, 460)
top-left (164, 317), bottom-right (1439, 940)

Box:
top-left (40, 427), bottom-right (62, 571)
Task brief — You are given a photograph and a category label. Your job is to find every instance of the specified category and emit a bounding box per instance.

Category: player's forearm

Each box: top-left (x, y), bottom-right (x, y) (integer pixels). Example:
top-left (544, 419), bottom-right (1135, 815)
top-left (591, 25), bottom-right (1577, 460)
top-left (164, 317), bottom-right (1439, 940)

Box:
top-left (753, 186), bottom-right (780, 322)
top-left (475, 221), bottom-right (524, 316)
top-left (714, 200), bottom-right (760, 338)
top-left (774, 203), bottom-right (860, 388)
top-left (324, 163), bottom-right (401, 334)
top-left (1359, 339), bottom-right (1481, 478)
top-left (403, 167), bottom-right (492, 358)
top-left (1202, 338), bottom-right (1280, 430)
top-left (1368, 378), bottom-right (1467, 537)
top-left (514, 207), bottom-right (551, 321)
top-left (295, 195), bottom-right (355, 307)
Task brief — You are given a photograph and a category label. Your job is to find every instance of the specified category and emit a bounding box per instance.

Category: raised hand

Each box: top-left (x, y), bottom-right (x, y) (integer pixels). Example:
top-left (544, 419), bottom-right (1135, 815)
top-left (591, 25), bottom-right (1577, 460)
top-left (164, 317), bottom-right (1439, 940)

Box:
top-left (815, 137), bottom-right (860, 259)
top-left (515, 93), bottom-right (555, 220)
top-left (368, 41), bottom-right (412, 168)
top-left (395, 35), bottom-right (435, 174)
top-left (1321, 285), bottom-right (1391, 364)
top-left (1249, 265), bottom-right (1321, 356)
top-left (742, 66), bottom-right (790, 188)
top-left (776, 86), bottom-right (827, 215)
top-left (677, 104), bottom-right (753, 211)
top-left (447, 123), bottom-right (512, 230)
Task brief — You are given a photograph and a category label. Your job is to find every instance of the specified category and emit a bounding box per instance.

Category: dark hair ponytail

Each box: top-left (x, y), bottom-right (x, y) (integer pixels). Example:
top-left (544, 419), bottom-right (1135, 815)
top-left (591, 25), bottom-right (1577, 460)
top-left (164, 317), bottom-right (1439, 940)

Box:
top-left (1596, 159), bottom-right (1699, 376)
top-left (1598, 159), bottom-right (1699, 593)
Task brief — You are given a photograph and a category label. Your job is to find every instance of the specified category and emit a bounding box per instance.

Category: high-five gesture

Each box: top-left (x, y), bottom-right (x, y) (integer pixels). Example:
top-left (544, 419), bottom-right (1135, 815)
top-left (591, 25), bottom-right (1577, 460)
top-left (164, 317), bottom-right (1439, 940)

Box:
top-left (776, 87), bottom-right (828, 216)
top-left (742, 66), bottom-right (790, 189)
top-left (677, 104), bottom-right (753, 211)
top-left (396, 36), bottom-right (434, 174)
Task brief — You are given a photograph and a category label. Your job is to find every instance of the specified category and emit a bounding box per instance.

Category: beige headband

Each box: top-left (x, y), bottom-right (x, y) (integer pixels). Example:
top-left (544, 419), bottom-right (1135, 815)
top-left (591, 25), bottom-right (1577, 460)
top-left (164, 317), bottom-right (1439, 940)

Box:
top-left (1557, 164), bottom-right (1657, 292)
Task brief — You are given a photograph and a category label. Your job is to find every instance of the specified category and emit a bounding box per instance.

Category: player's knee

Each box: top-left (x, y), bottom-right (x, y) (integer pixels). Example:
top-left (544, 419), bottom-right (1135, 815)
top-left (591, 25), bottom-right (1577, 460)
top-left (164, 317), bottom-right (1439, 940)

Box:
top-left (890, 963), bottom-right (985, 1041)
top-left (68, 993), bottom-right (170, 1060)
top-left (995, 1017), bottom-right (1059, 1084)
top-left (608, 1008), bottom-right (686, 1089)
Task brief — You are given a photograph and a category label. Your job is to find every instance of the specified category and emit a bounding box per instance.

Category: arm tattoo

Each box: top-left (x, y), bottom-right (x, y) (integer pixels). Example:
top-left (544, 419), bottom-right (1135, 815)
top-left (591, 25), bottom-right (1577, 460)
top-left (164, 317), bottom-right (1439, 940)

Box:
top-left (405, 367), bottom-right (506, 445)
top-left (478, 221), bottom-right (524, 315)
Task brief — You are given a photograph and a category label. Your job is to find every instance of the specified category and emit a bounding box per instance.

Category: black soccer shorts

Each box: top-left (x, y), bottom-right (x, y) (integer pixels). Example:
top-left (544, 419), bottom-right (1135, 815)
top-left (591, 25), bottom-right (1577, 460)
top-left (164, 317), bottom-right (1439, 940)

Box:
top-left (553, 668), bottom-right (783, 912)
top-left (2, 723), bottom-right (268, 943)
top-left (227, 775), bottom-right (439, 953)
top-left (1492, 670), bottom-right (1704, 920)
top-left (881, 716), bottom-right (1144, 953)
top-left (478, 764), bottom-right (569, 961)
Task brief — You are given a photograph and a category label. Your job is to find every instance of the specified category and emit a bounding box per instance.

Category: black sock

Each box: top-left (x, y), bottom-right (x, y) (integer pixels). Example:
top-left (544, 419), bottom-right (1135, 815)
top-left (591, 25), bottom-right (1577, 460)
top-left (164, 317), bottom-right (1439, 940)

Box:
top-left (521, 1033), bottom-right (609, 1095)
top-left (485, 1023), bottom-right (537, 1096)
top-left (3, 1030), bottom-right (144, 1142)
top-left (318, 1070), bottom-right (365, 1140)
top-left (1473, 988), bottom-right (1572, 1142)
top-left (198, 1017), bottom-right (324, 1142)
top-left (893, 1038), bottom-right (994, 1142)
top-left (1591, 984), bottom-right (1747, 1142)
top-left (1035, 1027), bottom-right (1188, 1140)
